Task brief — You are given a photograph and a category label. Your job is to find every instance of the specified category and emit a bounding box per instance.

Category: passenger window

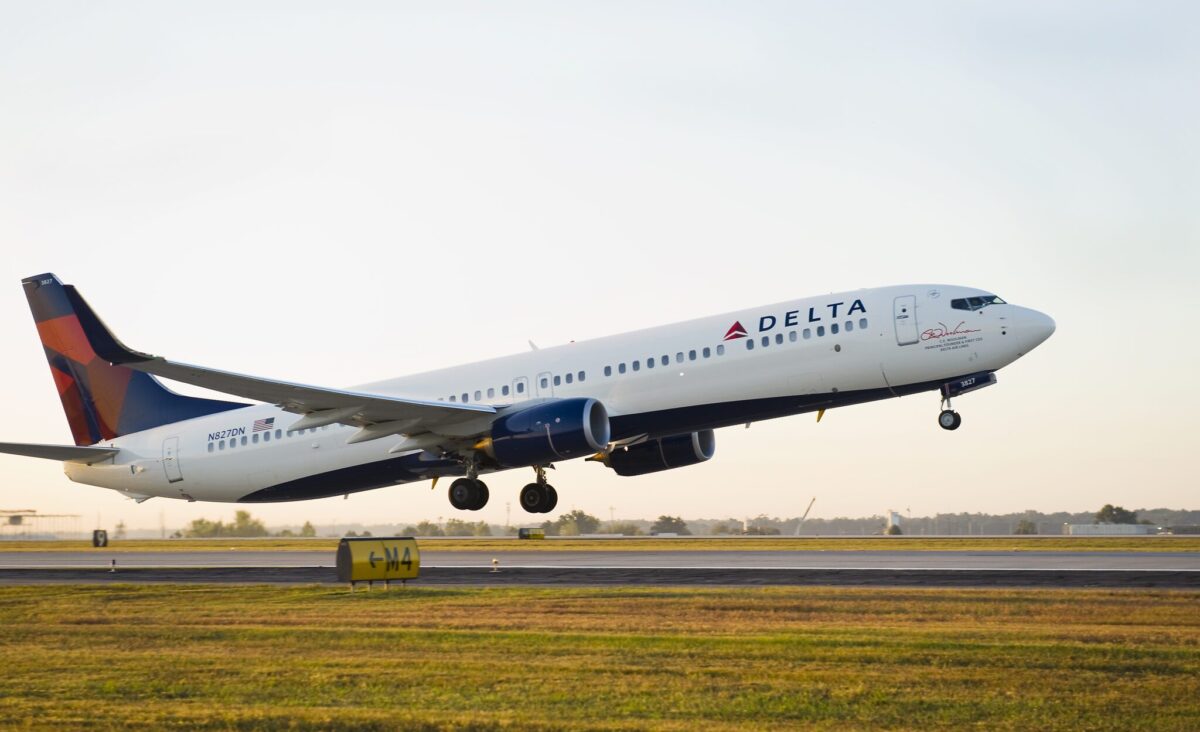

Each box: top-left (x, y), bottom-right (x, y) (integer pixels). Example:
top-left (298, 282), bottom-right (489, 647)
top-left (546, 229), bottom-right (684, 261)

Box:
top-left (688, 350), bottom-right (697, 361)
top-left (619, 363), bottom-right (627, 374)
top-left (488, 387), bottom-right (495, 398)
top-left (860, 318), bottom-right (868, 329)
top-left (502, 385), bottom-right (510, 396)
top-left (775, 333), bottom-right (783, 345)
top-left (675, 352), bottom-right (683, 363)
top-left (540, 378), bottom-right (548, 388)
top-left (565, 373), bottom-right (573, 384)
top-left (746, 339), bottom-right (754, 350)
top-left (716, 344), bottom-right (724, 356)
top-left (845, 321), bottom-right (853, 332)
top-left (789, 331), bottom-right (797, 342)
top-left (275, 429), bottom-right (281, 439)
top-left (633, 360), bottom-right (640, 371)
top-left (553, 375), bottom-right (561, 386)
top-left (803, 328), bottom-right (812, 339)
top-left (264, 431), bottom-right (271, 442)
top-left (703, 347), bottom-right (711, 358)
top-left (646, 358), bottom-right (655, 369)
top-left (252, 433), bottom-right (259, 444)
top-left (517, 382), bottom-right (525, 393)
top-left (450, 395), bottom-right (456, 402)
top-left (472, 390), bottom-right (480, 401)
top-left (831, 323), bottom-right (839, 335)
top-left (761, 336), bottom-right (769, 347)
top-left (219, 441), bottom-right (226, 451)
top-left (208, 443), bottom-right (214, 453)
top-left (661, 355), bottom-right (669, 366)
top-left (605, 365), bottom-right (612, 377)
top-left (817, 326), bottom-right (825, 337)
top-left (578, 371), bottom-right (585, 382)
top-left (241, 435), bottom-right (248, 446)
top-left (462, 393), bottom-right (469, 403)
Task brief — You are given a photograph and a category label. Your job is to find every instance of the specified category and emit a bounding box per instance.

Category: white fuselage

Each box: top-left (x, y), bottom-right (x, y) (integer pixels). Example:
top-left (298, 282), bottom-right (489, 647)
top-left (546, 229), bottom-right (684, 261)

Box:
top-left (66, 284), bottom-right (1054, 503)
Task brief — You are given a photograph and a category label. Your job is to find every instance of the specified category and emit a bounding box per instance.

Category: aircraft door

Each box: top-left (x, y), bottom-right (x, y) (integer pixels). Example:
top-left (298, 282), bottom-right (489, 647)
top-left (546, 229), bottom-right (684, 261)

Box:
top-left (511, 376), bottom-right (529, 403)
top-left (162, 437), bottom-right (183, 483)
top-left (535, 371), bottom-right (554, 398)
top-left (893, 295), bottom-right (919, 346)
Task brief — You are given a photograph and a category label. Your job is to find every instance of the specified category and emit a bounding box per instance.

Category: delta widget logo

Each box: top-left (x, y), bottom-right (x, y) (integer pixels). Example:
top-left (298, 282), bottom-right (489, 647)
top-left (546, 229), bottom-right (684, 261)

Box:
top-left (722, 299), bottom-right (868, 340)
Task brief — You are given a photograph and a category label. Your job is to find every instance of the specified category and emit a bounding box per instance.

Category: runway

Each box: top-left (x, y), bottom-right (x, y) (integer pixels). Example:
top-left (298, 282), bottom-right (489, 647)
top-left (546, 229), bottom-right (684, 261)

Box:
top-left (0, 549), bottom-right (1197, 587)
top-left (4, 549), bottom-right (1199, 570)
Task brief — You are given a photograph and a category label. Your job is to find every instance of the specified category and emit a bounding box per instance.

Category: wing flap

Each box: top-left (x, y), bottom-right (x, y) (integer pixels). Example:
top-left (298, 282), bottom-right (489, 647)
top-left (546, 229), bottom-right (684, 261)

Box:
top-left (62, 284), bottom-right (495, 434)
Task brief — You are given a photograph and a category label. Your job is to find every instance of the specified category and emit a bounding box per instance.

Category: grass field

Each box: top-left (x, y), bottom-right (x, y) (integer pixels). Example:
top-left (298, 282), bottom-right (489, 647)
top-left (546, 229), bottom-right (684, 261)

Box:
top-left (0, 585), bottom-right (1196, 730)
top-left (2, 535), bottom-right (1198, 553)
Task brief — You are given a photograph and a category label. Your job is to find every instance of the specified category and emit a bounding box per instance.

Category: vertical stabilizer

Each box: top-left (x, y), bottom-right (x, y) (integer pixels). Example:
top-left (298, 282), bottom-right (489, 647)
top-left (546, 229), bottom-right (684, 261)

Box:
top-left (22, 273), bottom-right (246, 446)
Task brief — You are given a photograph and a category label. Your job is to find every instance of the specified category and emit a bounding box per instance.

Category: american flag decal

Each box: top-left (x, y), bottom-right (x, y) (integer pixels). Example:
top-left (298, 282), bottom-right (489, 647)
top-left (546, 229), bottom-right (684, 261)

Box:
top-left (253, 418), bottom-right (275, 432)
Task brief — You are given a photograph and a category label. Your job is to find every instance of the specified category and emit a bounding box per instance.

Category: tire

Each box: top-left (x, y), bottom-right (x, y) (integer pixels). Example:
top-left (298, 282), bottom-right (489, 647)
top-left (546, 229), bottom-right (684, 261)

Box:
top-left (449, 478), bottom-right (477, 510)
top-left (938, 410), bottom-right (961, 431)
top-left (472, 481), bottom-right (490, 511)
top-left (519, 483), bottom-right (545, 513)
top-left (540, 485), bottom-right (558, 513)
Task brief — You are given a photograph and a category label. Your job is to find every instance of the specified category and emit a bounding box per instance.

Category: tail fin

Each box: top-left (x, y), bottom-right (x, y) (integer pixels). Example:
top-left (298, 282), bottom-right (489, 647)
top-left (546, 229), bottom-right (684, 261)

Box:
top-left (22, 274), bottom-right (246, 446)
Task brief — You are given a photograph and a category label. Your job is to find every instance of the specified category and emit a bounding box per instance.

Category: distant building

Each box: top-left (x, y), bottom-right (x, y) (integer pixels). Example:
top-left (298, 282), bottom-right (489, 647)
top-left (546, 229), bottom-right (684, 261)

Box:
top-left (1164, 526), bottom-right (1200, 535)
top-left (1063, 524), bottom-right (1156, 536)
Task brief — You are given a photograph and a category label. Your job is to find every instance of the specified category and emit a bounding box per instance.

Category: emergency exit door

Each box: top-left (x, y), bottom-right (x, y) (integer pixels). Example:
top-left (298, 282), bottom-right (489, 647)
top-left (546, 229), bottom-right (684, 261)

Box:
top-left (162, 437), bottom-right (183, 483)
top-left (893, 295), bottom-right (919, 346)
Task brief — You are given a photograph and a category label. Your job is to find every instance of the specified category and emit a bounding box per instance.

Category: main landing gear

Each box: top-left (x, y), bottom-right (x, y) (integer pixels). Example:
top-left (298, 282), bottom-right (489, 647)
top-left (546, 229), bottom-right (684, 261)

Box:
top-left (519, 465), bottom-right (558, 514)
top-left (448, 460), bottom-right (489, 510)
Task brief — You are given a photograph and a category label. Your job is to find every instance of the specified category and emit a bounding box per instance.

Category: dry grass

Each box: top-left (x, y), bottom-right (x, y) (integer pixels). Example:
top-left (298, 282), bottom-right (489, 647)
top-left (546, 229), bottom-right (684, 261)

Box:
top-left (0, 585), bottom-right (1196, 730)
top-left (2, 535), bottom-right (1198, 553)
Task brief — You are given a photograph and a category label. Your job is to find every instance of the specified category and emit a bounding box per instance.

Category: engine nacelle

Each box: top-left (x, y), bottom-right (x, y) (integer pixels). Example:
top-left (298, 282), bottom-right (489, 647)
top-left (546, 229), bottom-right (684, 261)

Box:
top-left (605, 430), bottom-right (716, 477)
top-left (485, 398), bottom-right (610, 467)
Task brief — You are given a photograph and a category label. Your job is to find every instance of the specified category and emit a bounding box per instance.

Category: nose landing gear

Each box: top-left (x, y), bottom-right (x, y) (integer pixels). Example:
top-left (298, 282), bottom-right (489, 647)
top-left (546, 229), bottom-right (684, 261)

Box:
top-left (935, 372), bottom-right (996, 431)
top-left (938, 407), bottom-right (962, 431)
top-left (519, 465), bottom-right (558, 514)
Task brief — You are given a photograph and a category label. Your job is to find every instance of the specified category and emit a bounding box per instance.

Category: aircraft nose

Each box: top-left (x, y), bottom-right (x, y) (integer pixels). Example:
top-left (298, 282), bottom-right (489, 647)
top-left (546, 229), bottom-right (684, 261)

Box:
top-left (1019, 308), bottom-right (1055, 353)
top-left (1032, 309), bottom-right (1056, 342)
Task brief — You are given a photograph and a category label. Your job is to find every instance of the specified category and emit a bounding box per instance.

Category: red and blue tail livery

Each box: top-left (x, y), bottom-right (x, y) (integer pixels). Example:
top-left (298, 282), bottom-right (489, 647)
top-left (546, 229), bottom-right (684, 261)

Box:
top-left (21, 274), bottom-right (244, 446)
top-left (1, 274), bottom-right (1053, 510)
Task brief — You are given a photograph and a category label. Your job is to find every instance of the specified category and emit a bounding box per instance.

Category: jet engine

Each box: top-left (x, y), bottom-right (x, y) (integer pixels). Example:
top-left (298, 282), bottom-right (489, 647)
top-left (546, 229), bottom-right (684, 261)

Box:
top-left (603, 430), bottom-right (716, 476)
top-left (481, 398), bottom-right (610, 467)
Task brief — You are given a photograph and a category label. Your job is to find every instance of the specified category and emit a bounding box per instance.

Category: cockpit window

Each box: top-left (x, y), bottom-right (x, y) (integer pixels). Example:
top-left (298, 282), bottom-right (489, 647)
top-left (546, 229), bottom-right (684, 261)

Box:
top-left (951, 295), bottom-right (1006, 311)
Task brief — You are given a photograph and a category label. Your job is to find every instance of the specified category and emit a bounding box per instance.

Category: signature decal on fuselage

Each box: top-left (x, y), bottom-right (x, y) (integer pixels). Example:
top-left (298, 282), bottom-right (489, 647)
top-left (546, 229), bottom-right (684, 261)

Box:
top-left (921, 321), bottom-right (983, 353)
top-left (921, 322), bottom-right (980, 341)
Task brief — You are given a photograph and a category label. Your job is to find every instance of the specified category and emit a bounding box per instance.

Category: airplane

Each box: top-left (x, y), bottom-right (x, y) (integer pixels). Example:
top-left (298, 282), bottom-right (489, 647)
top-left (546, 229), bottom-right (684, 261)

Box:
top-left (0, 274), bottom-right (1053, 513)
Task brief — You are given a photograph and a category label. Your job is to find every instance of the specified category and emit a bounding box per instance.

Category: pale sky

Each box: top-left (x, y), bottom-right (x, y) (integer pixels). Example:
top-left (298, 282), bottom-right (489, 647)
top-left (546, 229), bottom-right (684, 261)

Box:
top-left (1, 2), bottom-right (1197, 531)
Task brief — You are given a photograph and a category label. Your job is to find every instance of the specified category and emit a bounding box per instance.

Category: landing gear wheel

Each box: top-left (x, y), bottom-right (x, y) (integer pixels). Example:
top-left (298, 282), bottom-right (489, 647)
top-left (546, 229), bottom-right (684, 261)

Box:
top-left (471, 481), bottom-right (489, 511)
top-left (541, 485), bottom-right (558, 513)
top-left (516, 484), bottom-right (552, 513)
top-left (449, 478), bottom-right (475, 510)
top-left (449, 478), bottom-right (489, 510)
top-left (938, 410), bottom-right (962, 431)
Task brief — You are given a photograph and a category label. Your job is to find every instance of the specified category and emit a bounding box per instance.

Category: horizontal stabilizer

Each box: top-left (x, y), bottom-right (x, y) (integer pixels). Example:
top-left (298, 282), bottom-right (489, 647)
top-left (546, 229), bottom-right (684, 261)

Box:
top-left (0, 441), bottom-right (120, 464)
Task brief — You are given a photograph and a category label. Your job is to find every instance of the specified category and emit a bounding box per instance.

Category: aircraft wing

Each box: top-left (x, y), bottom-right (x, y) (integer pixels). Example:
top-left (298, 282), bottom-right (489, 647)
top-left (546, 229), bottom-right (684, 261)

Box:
top-left (0, 442), bottom-right (119, 463)
top-left (65, 286), bottom-right (495, 439)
